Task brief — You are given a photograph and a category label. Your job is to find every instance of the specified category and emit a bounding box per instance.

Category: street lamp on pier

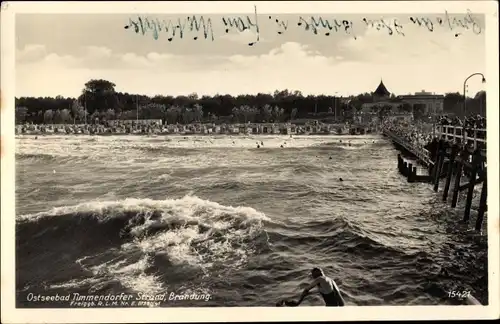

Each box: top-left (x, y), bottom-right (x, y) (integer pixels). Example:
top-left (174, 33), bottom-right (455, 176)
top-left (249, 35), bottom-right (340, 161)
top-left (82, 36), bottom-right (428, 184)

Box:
top-left (463, 73), bottom-right (486, 117)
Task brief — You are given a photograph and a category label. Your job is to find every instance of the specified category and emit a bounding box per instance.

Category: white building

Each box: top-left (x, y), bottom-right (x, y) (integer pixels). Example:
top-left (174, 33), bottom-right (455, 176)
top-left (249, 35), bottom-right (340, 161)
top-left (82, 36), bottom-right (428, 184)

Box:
top-left (399, 90), bottom-right (444, 116)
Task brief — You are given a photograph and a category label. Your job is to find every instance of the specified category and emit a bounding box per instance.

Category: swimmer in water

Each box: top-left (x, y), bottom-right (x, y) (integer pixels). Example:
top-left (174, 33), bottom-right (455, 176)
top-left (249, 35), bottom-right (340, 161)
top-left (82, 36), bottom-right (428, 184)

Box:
top-left (339, 177), bottom-right (343, 181)
top-left (283, 268), bottom-right (345, 307)
top-left (261, 141), bottom-right (264, 146)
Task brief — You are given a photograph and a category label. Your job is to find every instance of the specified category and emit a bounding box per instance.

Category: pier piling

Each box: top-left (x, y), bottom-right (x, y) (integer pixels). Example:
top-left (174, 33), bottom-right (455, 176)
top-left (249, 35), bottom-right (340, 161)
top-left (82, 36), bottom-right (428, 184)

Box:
top-left (451, 151), bottom-right (465, 208)
top-left (463, 150), bottom-right (481, 223)
top-left (433, 151), bottom-right (444, 192)
top-left (475, 178), bottom-right (487, 231)
top-left (407, 163), bottom-right (413, 183)
top-left (442, 145), bottom-right (458, 202)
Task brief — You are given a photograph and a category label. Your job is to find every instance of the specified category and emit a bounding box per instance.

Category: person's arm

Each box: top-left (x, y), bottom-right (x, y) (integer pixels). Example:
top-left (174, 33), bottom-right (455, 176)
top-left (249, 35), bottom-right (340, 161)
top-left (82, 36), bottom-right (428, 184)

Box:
top-left (298, 278), bottom-right (320, 300)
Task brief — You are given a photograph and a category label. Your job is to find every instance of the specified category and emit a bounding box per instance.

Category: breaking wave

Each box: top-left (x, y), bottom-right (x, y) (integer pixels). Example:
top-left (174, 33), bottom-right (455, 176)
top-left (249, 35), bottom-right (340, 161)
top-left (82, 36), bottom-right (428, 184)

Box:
top-left (17, 196), bottom-right (271, 298)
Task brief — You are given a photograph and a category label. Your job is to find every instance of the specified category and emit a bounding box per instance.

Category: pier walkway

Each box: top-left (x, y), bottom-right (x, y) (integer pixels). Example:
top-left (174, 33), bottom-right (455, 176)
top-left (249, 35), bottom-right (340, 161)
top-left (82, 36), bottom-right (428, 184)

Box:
top-left (383, 125), bottom-right (487, 167)
top-left (382, 129), bottom-right (434, 167)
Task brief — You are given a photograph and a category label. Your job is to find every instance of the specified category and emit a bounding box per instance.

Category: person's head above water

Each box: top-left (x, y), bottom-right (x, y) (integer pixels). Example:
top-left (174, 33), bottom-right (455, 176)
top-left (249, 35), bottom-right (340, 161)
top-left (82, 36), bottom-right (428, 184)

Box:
top-left (311, 267), bottom-right (324, 279)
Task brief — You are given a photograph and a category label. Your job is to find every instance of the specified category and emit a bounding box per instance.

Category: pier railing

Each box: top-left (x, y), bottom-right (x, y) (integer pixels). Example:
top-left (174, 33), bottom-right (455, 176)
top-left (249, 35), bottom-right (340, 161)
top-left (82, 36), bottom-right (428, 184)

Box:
top-left (435, 125), bottom-right (486, 149)
top-left (383, 129), bottom-right (434, 166)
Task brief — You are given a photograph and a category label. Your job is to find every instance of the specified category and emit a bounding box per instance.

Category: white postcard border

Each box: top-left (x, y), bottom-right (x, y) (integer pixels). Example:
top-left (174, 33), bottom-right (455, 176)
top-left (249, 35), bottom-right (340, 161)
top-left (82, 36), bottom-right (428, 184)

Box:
top-left (1, 1), bottom-right (498, 322)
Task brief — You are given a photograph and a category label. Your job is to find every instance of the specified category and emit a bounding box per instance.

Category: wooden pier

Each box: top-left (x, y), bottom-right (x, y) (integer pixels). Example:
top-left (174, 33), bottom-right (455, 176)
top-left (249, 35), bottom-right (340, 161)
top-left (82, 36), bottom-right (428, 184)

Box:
top-left (383, 125), bottom-right (487, 232)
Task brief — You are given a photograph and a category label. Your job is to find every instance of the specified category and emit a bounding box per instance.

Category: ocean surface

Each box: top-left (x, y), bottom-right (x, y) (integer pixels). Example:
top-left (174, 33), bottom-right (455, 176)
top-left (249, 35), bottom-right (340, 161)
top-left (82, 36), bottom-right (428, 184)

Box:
top-left (15, 134), bottom-right (488, 307)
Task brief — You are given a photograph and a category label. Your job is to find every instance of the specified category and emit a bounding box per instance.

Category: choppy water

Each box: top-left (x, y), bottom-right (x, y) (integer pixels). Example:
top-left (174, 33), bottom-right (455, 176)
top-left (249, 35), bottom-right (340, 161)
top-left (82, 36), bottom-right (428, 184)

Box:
top-left (15, 134), bottom-right (488, 307)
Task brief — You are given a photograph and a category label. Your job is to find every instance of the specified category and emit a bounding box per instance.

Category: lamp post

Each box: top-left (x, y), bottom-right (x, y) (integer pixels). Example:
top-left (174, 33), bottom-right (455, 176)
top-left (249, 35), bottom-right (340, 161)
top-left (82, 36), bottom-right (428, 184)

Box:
top-left (463, 73), bottom-right (486, 117)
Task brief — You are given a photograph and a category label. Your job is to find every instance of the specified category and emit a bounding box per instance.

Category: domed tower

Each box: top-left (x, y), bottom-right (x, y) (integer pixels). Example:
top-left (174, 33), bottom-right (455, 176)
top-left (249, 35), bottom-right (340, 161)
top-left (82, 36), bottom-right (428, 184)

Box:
top-left (373, 79), bottom-right (391, 102)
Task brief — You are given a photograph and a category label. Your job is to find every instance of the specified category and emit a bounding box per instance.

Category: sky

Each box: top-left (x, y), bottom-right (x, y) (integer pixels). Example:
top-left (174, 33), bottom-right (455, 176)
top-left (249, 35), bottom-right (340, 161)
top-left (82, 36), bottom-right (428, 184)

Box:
top-left (15, 11), bottom-right (486, 98)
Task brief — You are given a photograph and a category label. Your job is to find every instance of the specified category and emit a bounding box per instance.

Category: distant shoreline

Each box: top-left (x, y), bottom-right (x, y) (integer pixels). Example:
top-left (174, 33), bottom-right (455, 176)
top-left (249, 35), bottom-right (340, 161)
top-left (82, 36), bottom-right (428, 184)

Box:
top-left (15, 132), bottom-right (380, 137)
top-left (15, 123), bottom-right (379, 137)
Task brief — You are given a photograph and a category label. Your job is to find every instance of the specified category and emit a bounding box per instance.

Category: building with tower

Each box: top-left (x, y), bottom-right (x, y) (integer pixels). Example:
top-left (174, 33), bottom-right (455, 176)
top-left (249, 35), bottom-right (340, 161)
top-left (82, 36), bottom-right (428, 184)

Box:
top-left (373, 79), bottom-right (391, 101)
top-left (357, 80), bottom-right (408, 123)
top-left (357, 80), bottom-right (444, 122)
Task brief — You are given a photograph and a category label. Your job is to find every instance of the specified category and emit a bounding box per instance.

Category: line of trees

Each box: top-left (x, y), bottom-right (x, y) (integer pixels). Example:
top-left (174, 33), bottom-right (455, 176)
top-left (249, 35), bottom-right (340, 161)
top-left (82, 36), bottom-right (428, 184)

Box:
top-left (14, 79), bottom-right (487, 125)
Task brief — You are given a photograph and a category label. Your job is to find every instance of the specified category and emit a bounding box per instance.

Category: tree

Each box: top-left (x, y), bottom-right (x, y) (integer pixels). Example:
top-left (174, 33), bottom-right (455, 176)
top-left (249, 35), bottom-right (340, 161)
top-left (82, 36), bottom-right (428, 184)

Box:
top-left (78, 107), bottom-right (87, 124)
top-left (106, 108), bottom-right (116, 121)
top-left (474, 91), bottom-right (486, 116)
top-left (80, 79), bottom-right (118, 115)
top-left (90, 111), bottom-right (100, 124)
top-left (60, 109), bottom-right (71, 124)
top-left (44, 110), bottom-right (54, 124)
top-left (165, 105), bottom-right (181, 124)
top-left (443, 92), bottom-right (463, 116)
top-left (193, 104), bottom-right (203, 122)
top-left (71, 100), bottom-right (85, 124)
top-left (261, 104), bottom-right (272, 122)
top-left (232, 107), bottom-right (240, 122)
top-left (15, 107), bottom-right (28, 124)
top-left (272, 105), bottom-right (284, 122)
top-left (181, 107), bottom-right (194, 124)
top-left (236, 105), bottom-right (257, 123)
top-left (53, 110), bottom-right (63, 124)
top-left (15, 78), bottom-right (488, 125)
top-left (37, 110), bottom-right (43, 124)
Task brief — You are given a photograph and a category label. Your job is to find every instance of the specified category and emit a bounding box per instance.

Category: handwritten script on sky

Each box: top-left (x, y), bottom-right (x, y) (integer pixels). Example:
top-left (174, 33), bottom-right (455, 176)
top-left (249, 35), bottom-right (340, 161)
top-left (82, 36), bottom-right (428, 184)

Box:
top-left (124, 6), bottom-right (482, 46)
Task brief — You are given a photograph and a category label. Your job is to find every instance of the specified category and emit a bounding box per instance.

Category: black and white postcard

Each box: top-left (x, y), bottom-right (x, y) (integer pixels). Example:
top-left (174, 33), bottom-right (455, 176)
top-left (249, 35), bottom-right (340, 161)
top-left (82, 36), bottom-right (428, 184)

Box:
top-left (1, 1), bottom-right (499, 323)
